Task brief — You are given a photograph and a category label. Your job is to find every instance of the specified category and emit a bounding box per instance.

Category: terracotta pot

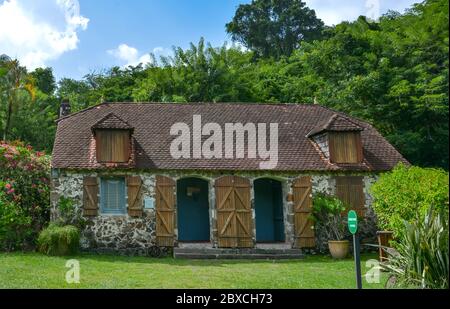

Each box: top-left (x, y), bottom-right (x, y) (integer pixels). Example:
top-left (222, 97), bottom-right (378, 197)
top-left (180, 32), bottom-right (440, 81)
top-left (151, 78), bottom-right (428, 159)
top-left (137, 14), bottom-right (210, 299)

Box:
top-left (328, 240), bottom-right (350, 259)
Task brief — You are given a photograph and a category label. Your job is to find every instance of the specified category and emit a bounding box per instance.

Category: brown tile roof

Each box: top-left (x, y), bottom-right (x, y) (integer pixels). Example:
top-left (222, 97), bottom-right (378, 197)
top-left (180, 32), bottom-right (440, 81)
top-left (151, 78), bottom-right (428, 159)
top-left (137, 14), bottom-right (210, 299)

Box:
top-left (51, 102), bottom-right (408, 172)
top-left (91, 112), bottom-right (134, 130)
top-left (307, 114), bottom-right (363, 137)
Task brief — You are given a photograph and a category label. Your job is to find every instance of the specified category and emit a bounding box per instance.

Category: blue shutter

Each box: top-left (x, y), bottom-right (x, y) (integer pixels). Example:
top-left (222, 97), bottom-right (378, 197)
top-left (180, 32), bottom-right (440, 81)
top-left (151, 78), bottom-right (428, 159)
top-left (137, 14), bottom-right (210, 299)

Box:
top-left (100, 178), bottom-right (126, 214)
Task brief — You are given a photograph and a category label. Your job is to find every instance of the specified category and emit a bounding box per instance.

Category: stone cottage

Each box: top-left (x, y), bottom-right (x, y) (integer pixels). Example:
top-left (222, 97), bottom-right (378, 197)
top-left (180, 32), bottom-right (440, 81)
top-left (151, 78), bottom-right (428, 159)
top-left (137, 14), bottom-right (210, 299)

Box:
top-left (50, 102), bottom-right (408, 257)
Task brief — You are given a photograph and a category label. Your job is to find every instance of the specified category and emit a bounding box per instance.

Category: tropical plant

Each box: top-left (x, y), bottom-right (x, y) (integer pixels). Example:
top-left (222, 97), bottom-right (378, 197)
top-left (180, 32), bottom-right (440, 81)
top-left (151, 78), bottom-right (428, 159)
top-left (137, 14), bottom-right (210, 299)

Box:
top-left (311, 193), bottom-right (347, 241)
top-left (371, 163), bottom-right (449, 238)
top-left (37, 224), bottom-right (80, 256)
top-left (54, 197), bottom-right (86, 229)
top-left (383, 206), bottom-right (449, 289)
top-left (0, 55), bottom-right (35, 141)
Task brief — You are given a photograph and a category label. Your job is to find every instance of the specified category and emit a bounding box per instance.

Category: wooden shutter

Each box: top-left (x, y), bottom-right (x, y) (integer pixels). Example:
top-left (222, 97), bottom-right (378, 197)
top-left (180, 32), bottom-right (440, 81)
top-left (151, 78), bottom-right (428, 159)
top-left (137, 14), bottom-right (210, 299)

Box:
top-left (83, 176), bottom-right (98, 216)
top-left (292, 176), bottom-right (315, 248)
top-left (215, 176), bottom-right (253, 248)
top-left (127, 176), bottom-right (143, 217)
top-left (336, 176), bottom-right (365, 216)
top-left (96, 130), bottom-right (130, 163)
top-left (155, 175), bottom-right (175, 247)
top-left (329, 132), bottom-right (363, 163)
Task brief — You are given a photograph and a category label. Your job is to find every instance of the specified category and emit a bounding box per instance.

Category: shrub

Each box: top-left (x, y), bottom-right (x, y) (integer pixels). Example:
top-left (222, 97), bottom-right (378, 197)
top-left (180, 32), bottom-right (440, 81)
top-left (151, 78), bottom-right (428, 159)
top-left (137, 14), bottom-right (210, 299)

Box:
top-left (37, 224), bottom-right (80, 256)
top-left (311, 193), bottom-right (347, 240)
top-left (54, 197), bottom-right (86, 229)
top-left (371, 163), bottom-right (449, 238)
top-left (0, 141), bottom-right (50, 250)
top-left (383, 206), bottom-right (449, 289)
top-left (0, 190), bottom-right (32, 250)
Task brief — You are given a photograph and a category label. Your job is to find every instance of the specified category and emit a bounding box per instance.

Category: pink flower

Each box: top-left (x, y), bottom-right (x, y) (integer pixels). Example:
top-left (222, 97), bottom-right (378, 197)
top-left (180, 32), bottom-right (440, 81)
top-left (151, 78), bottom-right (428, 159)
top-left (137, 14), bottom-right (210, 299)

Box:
top-left (7, 188), bottom-right (15, 195)
top-left (5, 183), bottom-right (11, 190)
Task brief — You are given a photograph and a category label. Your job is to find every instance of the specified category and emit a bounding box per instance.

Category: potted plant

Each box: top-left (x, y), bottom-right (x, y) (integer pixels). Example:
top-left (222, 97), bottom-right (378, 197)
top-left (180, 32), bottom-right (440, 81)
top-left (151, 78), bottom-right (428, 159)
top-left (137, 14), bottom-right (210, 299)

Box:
top-left (311, 193), bottom-right (349, 259)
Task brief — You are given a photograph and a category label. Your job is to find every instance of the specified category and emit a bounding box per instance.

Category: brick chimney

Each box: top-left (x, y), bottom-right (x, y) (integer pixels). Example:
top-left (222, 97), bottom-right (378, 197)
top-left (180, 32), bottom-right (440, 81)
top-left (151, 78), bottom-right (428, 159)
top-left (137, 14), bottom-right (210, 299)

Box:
top-left (59, 99), bottom-right (71, 118)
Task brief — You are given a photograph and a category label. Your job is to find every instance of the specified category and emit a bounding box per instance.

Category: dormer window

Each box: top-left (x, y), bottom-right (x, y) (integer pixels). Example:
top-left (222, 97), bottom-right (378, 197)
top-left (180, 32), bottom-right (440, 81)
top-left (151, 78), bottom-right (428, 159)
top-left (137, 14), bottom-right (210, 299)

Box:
top-left (328, 131), bottom-right (363, 163)
top-left (95, 129), bottom-right (130, 162)
top-left (92, 113), bottom-right (134, 163)
top-left (307, 114), bottom-right (364, 164)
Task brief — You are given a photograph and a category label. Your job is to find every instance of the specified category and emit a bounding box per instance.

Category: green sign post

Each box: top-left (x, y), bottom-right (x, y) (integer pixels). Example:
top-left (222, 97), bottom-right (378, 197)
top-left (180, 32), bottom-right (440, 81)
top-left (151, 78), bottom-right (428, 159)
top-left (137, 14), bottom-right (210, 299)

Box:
top-left (348, 210), bottom-right (362, 289)
top-left (348, 210), bottom-right (358, 234)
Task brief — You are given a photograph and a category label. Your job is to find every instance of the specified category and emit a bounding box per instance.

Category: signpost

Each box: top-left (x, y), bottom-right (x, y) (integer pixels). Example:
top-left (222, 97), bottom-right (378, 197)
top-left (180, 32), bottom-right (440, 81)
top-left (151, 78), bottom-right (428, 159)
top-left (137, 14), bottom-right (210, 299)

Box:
top-left (348, 210), bottom-right (362, 289)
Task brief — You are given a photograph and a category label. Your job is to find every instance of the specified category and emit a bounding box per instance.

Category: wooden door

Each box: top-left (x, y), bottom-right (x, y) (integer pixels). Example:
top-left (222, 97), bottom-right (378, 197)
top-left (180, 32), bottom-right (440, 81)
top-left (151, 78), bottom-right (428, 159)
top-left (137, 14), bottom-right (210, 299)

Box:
top-left (155, 175), bottom-right (175, 246)
top-left (292, 176), bottom-right (315, 248)
top-left (336, 176), bottom-right (365, 216)
top-left (215, 176), bottom-right (253, 248)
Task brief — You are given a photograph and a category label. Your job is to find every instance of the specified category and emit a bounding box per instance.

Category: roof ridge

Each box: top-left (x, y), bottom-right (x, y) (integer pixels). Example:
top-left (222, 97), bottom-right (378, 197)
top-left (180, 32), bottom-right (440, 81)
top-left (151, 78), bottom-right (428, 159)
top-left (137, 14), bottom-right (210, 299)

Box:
top-left (326, 113), bottom-right (363, 130)
top-left (55, 101), bottom-right (323, 122)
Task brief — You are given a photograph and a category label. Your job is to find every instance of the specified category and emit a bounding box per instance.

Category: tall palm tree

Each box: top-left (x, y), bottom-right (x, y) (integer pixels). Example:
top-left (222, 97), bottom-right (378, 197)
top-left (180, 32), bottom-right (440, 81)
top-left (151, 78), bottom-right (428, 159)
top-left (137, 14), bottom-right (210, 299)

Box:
top-left (0, 55), bottom-right (35, 141)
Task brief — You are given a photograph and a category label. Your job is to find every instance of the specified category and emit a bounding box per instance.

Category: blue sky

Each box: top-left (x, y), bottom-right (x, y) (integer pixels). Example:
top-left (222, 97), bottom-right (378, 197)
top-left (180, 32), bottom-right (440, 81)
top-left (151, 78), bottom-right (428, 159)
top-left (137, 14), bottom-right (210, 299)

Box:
top-left (0, 0), bottom-right (419, 80)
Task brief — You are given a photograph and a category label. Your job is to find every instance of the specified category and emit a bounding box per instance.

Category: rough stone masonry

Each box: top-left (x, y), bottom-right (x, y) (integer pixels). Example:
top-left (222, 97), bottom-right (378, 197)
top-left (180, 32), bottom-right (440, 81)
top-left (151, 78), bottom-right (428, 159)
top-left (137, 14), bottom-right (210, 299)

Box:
top-left (51, 169), bottom-right (378, 256)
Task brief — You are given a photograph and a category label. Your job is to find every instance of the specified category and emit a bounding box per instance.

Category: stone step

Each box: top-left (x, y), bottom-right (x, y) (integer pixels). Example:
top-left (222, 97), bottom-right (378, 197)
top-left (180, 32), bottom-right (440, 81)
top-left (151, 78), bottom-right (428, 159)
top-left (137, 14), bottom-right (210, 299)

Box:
top-left (174, 252), bottom-right (304, 260)
top-left (174, 248), bottom-right (302, 254)
top-left (173, 247), bottom-right (304, 259)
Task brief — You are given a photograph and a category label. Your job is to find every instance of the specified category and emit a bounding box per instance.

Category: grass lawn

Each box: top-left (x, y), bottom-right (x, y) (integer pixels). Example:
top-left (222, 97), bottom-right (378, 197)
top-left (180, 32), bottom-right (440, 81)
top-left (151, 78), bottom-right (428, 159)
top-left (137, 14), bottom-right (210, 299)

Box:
top-left (0, 252), bottom-right (387, 289)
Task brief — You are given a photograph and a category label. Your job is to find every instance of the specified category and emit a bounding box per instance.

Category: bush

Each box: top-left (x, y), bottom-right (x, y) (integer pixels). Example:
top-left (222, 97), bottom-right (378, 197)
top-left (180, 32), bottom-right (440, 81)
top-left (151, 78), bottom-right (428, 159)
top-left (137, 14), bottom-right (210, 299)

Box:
top-left (371, 163), bottom-right (449, 238)
top-left (0, 191), bottom-right (32, 250)
top-left (0, 141), bottom-right (50, 250)
top-left (37, 224), bottom-right (80, 256)
top-left (384, 206), bottom-right (449, 289)
top-left (54, 197), bottom-right (86, 229)
top-left (311, 193), bottom-right (347, 240)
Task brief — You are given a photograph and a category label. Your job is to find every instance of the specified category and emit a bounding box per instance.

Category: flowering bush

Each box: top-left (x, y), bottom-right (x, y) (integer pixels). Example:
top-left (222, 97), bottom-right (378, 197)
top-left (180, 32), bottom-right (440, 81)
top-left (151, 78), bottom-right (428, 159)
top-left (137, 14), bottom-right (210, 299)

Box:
top-left (0, 141), bottom-right (51, 251)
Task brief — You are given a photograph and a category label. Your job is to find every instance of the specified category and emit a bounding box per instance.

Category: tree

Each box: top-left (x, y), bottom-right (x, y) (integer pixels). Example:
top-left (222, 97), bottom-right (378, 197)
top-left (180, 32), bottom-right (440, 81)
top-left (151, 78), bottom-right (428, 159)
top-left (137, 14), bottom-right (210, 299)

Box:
top-left (31, 67), bottom-right (56, 95)
top-left (0, 55), bottom-right (35, 141)
top-left (226, 0), bottom-right (324, 58)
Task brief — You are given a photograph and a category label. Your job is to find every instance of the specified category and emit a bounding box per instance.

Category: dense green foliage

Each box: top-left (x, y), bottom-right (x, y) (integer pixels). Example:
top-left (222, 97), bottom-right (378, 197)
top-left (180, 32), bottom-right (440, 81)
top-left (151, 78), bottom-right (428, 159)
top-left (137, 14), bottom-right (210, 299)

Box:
top-left (384, 207), bottom-right (449, 289)
top-left (226, 0), bottom-right (325, 58)
top-left (311, 194), bottom-right (347, 240)
top-left (0, 141), bottom-right (51, 250)
top-left (37, 224), bottom-right (79, 256)
top-left (54, 197), bottom-right (86, 230)
top-left (0, 0), bottom-right (448, 169)
top-left (371, 164), bottom-right (449, 238)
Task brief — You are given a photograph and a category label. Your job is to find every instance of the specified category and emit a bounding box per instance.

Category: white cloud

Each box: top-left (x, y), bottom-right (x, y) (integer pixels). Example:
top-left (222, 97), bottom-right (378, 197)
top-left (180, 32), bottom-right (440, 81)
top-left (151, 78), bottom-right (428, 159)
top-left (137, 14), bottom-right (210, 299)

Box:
top-left (0, 0), bottom-right (89, 69)
top-left (107, 43), bottom-right (153, 67)
top-left (304, 0), bottom-right (418, 26)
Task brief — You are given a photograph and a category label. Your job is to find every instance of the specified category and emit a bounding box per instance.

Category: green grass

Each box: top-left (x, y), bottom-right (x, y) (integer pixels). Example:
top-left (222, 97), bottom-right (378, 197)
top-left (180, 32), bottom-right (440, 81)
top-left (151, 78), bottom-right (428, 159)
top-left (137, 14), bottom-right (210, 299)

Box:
top-left (0, 252), bottom-right (387, 289)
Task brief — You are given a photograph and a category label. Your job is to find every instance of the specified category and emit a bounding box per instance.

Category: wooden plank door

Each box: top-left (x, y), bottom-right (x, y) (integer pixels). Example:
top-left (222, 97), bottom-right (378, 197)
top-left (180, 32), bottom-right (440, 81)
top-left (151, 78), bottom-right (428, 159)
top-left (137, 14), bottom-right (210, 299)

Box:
top-left (155, 175), bottom-right (176, 247)
top-left (292, 176), bottom-right (315, 248)
top-left (215, 176), bottom-right (253, 248)
top-left (336, 176), bottom-right (365, 216)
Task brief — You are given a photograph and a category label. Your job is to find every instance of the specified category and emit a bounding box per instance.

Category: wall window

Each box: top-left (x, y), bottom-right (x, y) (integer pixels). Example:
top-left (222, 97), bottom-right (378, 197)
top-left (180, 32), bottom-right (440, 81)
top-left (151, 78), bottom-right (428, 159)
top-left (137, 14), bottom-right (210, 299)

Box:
top-left (95, 129), bottom-right (130, 163)
top-left (328, 132), bottom-right (363, 163)
top-left (100, 178), bottom-right (126, 214)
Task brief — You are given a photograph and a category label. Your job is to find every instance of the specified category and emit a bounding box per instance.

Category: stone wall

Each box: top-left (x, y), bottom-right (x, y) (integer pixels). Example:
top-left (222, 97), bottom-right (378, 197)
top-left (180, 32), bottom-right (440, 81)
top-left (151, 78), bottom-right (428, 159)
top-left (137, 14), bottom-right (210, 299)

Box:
top-left (312, 133), bottom-right (329, 158)
top-left (51, 169), bottom-right (379, 255)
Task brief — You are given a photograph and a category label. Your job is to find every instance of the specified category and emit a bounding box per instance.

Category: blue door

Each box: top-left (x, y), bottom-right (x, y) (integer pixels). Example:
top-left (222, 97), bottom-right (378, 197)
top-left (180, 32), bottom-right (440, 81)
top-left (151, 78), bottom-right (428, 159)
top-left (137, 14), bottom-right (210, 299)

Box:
top-left (254, 179), bottom-right (285, 242)
top-left (177, 178), bottom-right (210, 242)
